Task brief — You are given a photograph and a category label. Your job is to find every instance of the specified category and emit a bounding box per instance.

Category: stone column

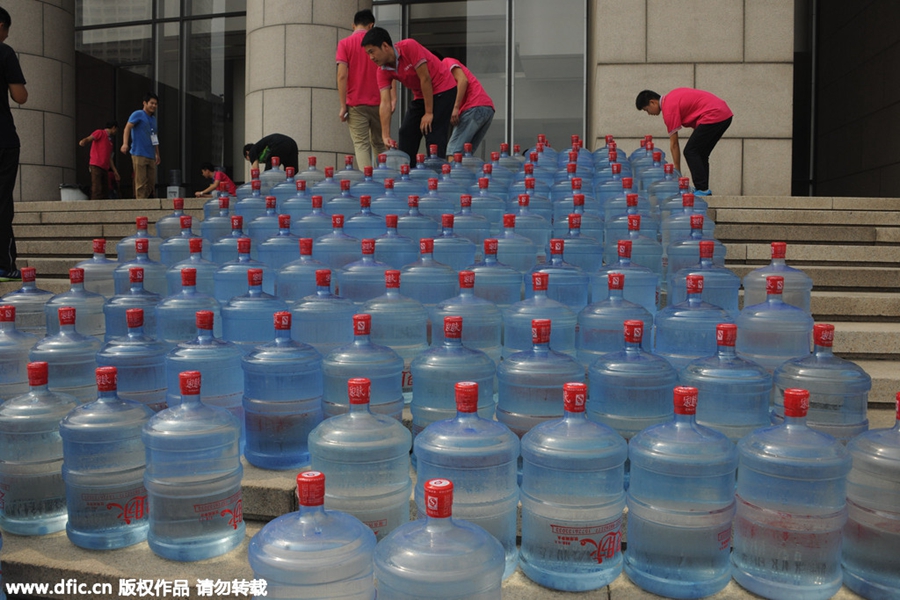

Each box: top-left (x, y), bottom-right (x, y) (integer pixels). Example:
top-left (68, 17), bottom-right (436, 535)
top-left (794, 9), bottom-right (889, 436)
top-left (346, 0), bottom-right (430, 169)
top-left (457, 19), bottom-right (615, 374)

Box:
top-left (245, 0), bottom-right (366, 179)
top-left (6, 0), bottom-right (76, 202)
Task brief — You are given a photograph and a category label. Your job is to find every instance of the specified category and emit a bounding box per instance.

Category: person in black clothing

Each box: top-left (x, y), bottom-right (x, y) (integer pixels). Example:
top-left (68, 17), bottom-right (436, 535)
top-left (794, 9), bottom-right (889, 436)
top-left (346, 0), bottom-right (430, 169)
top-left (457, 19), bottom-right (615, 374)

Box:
top-left (0, 6), bottom-right (27, 281)
top-left (243, 133), bottom-right (299, 172)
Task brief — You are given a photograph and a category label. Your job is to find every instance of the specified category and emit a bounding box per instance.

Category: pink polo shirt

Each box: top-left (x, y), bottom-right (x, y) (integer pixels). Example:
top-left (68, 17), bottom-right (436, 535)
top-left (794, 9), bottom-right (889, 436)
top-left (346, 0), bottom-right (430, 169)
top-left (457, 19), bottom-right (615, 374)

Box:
top-left (375, 39), bottom-right (456, 100)
top-left (336, 28), bottom-right (381, 107)
top-left (661, 88), bottom-right (733, 135)
top-left (88, 129), bottom-right (113, 170)
top-left (442, 57), bottom-right (494, 113)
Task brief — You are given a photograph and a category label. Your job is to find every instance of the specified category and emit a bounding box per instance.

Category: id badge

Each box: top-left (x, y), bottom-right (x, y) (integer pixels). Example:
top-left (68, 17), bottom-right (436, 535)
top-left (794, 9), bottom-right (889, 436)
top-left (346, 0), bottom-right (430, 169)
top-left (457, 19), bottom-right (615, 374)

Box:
top-left (150, 133), bottom-right (159, 146)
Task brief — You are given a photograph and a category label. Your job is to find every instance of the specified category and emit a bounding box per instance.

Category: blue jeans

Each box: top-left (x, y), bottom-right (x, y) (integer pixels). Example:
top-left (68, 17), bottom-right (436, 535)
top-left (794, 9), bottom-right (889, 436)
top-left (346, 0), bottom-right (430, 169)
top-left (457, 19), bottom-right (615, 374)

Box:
top-left (447, 106), bottom-right (495, 156)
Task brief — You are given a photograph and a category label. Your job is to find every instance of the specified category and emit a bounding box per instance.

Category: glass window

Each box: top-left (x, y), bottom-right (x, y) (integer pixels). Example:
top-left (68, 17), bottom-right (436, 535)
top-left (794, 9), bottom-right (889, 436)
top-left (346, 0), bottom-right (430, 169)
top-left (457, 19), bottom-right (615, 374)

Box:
top-left (77, 0), bottom-right (152, 27)
top-left (76, 25), bottom-right (154, 68)
top-left (186, 0), bottom-right (247, 17)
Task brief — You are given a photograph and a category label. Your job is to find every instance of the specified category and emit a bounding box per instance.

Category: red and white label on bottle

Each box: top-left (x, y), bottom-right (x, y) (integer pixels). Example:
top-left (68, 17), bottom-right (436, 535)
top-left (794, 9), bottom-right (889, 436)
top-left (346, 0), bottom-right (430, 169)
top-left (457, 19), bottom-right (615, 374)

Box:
top-left (766, 276), bottom-right (784, 295)
top-left (286, 167), bottom-right (295, 178)
top-left (58, 307), bottom-right (76, 326)
top-left (360, 195), bottom-right (371, 208)
top-left (361, 239), bottom-right (376, 254)
top-left (135, 238), bottom-right (149, 254)
top-left (193, 490), bottom-right (243, 530)
top-left (532, 272), bottom-right (549, 291)
top-left (21, 267), bottom-right (35, 282)
top-left (332, 214), bottom-right (344, 229)
top-left (563, 383), bottom-right (586, 413)
top-left (348, 377), bottom-right (371, 404)
top-left (549, 239), bottom-right (564, 255)
top-left (266, 196), bottom-right (276, 209)
top-left (617, 241), bottom-right (632, 258)
top-left (624, 320), bottom-right (643, 344)
top-left (484, 239), bottom-right (498, 255)
top-left (315, 269), bottom-right (331, 288)
top-left (0, 305), bottom-right (13, 322)
top-left (278, 214), bottom-right (291, 229)
top-left (717, 323), bottom-right (737, 347)
top-left (325, 166), bottom-right (334, 178)
top-left (136, 216), bottom-right (149, 230)
top-left (444, 316), bottom-right (462, 339)
top-left (424, 479), bottom-right (453, 519)
top-left (130, 267), bottom-right (144, 283)
top-left (341, 180), bottom-right (351, 191)
top-left (402, 368), bottom-right (413, 392)
top-left (297, 471), bottom-right (325, 507)
top-left (247, 269), bottom-right (263, 287)
top-left (385, 270), bottom-right (400, 288)
top-left (252, 180), bottom-right (261, 191)
top-left (237, 237), bottom-right (251, 254)
top-left (180, 215), bottom-right (192, 229)
top-left (548, 515), bottom-right (622, 565)
top-left (299, 238), bottom-right (313, 255)
top-left (455, 381), bottom-right (479, 413)
top-left (459, 270), bottom-right (475, 288)
top-left (608, 272), bottom-right (625, 290)
top-left (674, 386), bottom-right (698, 415)
top-left (353, 314), bottom-right (371, 336)
top-left (81, 485), bottom-right (148, 524)
top-left (419, 238), bottom-right (434, 254)
top-left (771, 241), bottom-right (787, 259)
top-left (296, 179), bottom-right (306, 191)
top-left (93, 238), bottom-right (106, 253)
top-left (70, 268), bottom-right (85, 284)
top-left (814, 324), bottom-right (835, 347)
top-left (532, 319), bottom-right (551, 344)
top-left (274, 311), bottom-right (291, 331)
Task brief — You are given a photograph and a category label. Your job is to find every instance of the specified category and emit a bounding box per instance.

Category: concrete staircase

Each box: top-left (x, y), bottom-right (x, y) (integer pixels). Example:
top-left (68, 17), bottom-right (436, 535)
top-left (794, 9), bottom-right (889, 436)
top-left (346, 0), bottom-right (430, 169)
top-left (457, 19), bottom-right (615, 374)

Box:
top-left (1, 195), bottom-right (896, 599)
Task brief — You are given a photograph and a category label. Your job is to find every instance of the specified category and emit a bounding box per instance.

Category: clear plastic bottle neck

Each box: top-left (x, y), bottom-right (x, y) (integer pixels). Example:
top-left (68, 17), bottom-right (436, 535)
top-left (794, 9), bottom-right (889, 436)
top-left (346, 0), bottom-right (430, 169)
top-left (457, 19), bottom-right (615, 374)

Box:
top-left (717, 344), bottom-right (737, 359)
top-left (348, 402), bottom-right (372, 414)
top-left (195, 327), bottom-right (214, 343)
top-left (814, 344), bottom-right (834, 357)
top-left (127, 325), bottom-right (145, 339)
top-left (181, 391), bottom-right (202, 406)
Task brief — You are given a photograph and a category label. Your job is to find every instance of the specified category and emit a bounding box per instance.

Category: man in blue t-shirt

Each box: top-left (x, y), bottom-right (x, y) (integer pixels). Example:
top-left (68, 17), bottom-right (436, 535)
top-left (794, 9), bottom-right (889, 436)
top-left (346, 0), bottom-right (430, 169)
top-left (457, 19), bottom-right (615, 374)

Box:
top-left (0, 7), bottom-right (27, 281)
top-left (121, 92), bottom-right (159, 199)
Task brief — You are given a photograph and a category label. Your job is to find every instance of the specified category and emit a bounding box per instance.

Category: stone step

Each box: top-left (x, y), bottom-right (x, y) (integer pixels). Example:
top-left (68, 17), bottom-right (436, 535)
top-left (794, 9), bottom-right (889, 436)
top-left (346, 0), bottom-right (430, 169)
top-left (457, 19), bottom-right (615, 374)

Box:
top-left (726, 265), bottom-right (900, 290)
top-left (15, 223), bottom-right (144, 239)
top-left (832, 322), bottom-right (900, 358)
top-left (713, 223), bottom-right (896, 244)
top-left (17, 198), bottom-right (208, 214)
top-left (17, 240), bottom-right (113, 257)
top-left (713, 207), bottom-right (900, 227)
top-left (724, 243), bottom-right (900, 264)
top-left (811, 291), bottom-right (900, 320)
top-left (708, 196), bottom-right (900, 211)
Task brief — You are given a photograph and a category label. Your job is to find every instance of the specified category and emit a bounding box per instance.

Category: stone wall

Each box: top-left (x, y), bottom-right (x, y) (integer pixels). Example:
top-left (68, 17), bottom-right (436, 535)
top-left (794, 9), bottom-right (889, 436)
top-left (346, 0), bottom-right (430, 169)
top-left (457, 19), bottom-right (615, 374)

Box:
top-left (589, 0), bottom-right (794, 196)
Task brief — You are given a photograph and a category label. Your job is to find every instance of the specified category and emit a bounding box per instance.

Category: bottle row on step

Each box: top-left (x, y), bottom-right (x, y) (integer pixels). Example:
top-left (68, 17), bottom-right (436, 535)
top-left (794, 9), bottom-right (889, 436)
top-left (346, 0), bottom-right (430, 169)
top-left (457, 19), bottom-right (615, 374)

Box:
top-left (1, 362), bottom-right (896, 600)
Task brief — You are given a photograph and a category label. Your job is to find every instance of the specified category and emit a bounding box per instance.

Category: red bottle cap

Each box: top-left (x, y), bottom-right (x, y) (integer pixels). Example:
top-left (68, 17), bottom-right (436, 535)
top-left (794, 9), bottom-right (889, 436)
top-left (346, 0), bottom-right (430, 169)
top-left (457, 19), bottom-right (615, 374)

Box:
top-left (771, 242), bottom-right (787, 259)
top-left (814, 323), bottom-right (835, 347)
top-left (612, 163), bottom-right (621, 174)
top-left (385, 214), bottom-right (398, 228)
top-left (286, 167), bottom-right (295, 178)
top-left (678, 177), bottom-right (690, 189)
top-left (567, 163), bottom-right (577, 174)
top-left (424, 478), bottom-right (454, 518)
top-left (408, 195), bottom-right (419, 207)
top-left (459, 270), bottom-right (475, 288)
top-left (231, 215), bottom-right (243, 230)
top-left (278, 214), bottom-right (291, 229)
top-left (571, 177), bottom-right (582, 190)
top-left (400, 164), bottom-right (410, 175)
top-left (766, 276), bottom-right (784, 295)
top-left (126, 308), bottom-right (143, 329)
top-left (219, 196), bottom-right (230, 209)
top-left (136, 216), bottom-right (149, 230)
top-left (271, 156), bottom-right (281, 167)
top-left (58, 306), bottom-right (76, 326)
top-left (464, 142), bottom-right (473, 152)
top-left (624, 319), bottom-right (643, 344)
top-left (28, 361), bottom-right (48, 387)
top-left (444, 316), bottom-right (462, 339)
top-left (664, 164), bottom-right (674, 174)
top-left (784, 388), bottom-right (810, 417)
top-left (628, 214), bottom-right (641, 231)
top-left (251, 168), bottom-right (261, 178)
top-left (308, 156), bottom-right (317, 166)
top-left (691, 214), bottom-right (704, 229)
top-left (568, 214), bottom-right (581, 229)
top-left (417, 154), bottom-right (426, 164)
top-left (353, 313), bottom-right (372, 335)
top-left (274, 311), bottom-right (291, 331)
top-left (297, 471), bottom-right (325, 507)
top-left (563, 382), bottom-right (587, 413)
top-left (311, 195), bottom-right (323, 209)
top-left (626, 193), bottom-right (638, 207)
top-left (361, 239), bottom-right (375, 254)
top-left (532, 318), bottom-right (551, 344)
top-left (180, 215), bottom-right (193, 229)
top-left (21, 267), bottom-right (36, 282)
top-left (378, 153), bottom-right (387, 164)
top-left (500, 143), bottom-right (510, 153)
top-left (238, 237), bottom-right (251, 254)
top-left (363, 166), bottom-right (373, 177)
top-left (420, 238), bottom-right (434, 254)
top-left (717, 323), bottom-right (737, 347)
top-left (428, 178), bottom-right (438, 191)
top-left (618, 240), bottom-right (632, 258)
top-left (348, 377), bottom-right (370, 405)
top-left (478, 178), bottom-right (489, 189)
top-left (252, 180), bottom-right (262, 191)
top-left (895, 392), bottom-right (900, 421)
top-left (332, 214), bottom-right (344, 228)
top-left (518, 194), bottom-right (529, 207)
top-left (316, 269), bottom-right (331, 287)
top-left (653, 151), bottom-right (662, 162)
top-left (503, 214), bottom-right (516, 229)
top-left (605, 134), bottom-right (614, 144)
top-left (299, 238), bottom-right (313, 255)
top-left (266, 196), bottom-right (276, 209)
top-left (345, 155), bottom-right (354, 166)
top-left (609, 272), bottom-right (625, 290)
top-left (181, 268), bottom-right (197, 287)
top-left (247, 268), bottom-right (263, 287)
top-left (686, 275), bottom-right (704, 294)
top-left (454, 153), bottom-right (464, 162)
top-left (70, 268), bottom-right (85, 284)
top-left (493, 151), bottom-right (502, 162)
top-left (173, 197), bottom-right (184, 210)
top-left (674, 386), bottom-right (698, 415)
top-left (325, 166), bottom-right (334, 178)
top-left (93, 239), bottom-right (106, 253)
top-left (622, 177), bottom-right (633, 190)
top-left (135, 238), bottom-right (149, 254)
top-left (484, 239), bottom-right (498, 255)
top-left (609, 150), bottom-right (618, 162)
top-left (682, 193), bottom-right (695, 207)
top-left (525, 177), bottom-right (535, 190)
top-left (442, 164), bottom-right (451, 174)
top-left (96, 366), bottom-right (117, 392)
top-left (0, 305), bottom-right (13, 321)
top-left (442, 214), bottom-right (454, 228)
top-left (180, 370), bottom-right (202, 397)
top-left (525, 163), bottom-right (535, 175)
top-left (532, 272), bottom-right (548, 291)
top-left (129, 267), bottom-right (144, 283)
top-left (699, 240), bottom-right (715, 259)
top-left (296, 180), bottom-right (306, 191)
top-left (385, 270), bottom-right (400, 289)
top-left (360, 195), bottom-right (371, 208)
top-left (549, 239), bottom-right (564, 254)
top-left (460, 195), bottom-right (472, 208)
top-left (196, 310), bottom-right (214, 330)
top-left (573, 194), bottom-right (584, 207)
top-left (341, 179), bottom-right (351, 191)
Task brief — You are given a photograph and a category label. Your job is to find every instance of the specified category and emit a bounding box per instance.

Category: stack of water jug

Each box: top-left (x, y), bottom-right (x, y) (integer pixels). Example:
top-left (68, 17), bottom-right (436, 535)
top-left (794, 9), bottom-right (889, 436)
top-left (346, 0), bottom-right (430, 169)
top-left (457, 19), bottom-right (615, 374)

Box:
top-left (0, 136), bottom-right (895, 600)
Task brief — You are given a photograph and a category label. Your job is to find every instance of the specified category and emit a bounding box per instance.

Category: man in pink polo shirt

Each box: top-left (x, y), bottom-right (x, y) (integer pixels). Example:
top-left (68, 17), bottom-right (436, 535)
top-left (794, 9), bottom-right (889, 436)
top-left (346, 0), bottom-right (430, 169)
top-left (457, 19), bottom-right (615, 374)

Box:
top-left (78, 120), bottom-right (120, 199)
top-left (636, 88), bottom-right (733, 195)
top-left (362, 27), bottom-right (457, 163)
top-left (336, 10), bottom-right (391, 169)
top-left (441, 56), bottom-right (495, 156)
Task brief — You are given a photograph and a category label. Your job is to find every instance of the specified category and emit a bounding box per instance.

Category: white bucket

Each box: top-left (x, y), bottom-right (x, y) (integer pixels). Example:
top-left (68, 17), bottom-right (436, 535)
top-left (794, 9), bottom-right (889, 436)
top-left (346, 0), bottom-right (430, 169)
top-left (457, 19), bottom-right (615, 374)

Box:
top-left (60, 184), bottom-right (89, 202)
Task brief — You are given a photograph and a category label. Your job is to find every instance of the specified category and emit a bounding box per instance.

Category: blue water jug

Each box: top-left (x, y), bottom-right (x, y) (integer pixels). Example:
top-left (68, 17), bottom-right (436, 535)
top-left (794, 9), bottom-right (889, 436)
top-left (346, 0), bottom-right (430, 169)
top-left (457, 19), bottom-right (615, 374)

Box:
top-left (256, 214), bottom-right (301, 271)
top-left (337, 238), bottom-right (391, 306)
top-left (742, 242), bottom-right (814, 313)
top-left (344, 195), bottom-right (387, 241)
top-left (30, 306), bottom-right (101, 403)
top-left (289, 269), bottom-right (355, 357)
top-left (213, 237), bottom-right (274, 304)
top-left (165, 237), bottom-right (217, 296)
top-left (592, 240), bottom-right (660, 315)
top-left (275, 237), bottom-right (331, 303)
top-left (0, 305), bottom-right (37, 399)
top-left (432, 270), bottom-right (503, 366)
top-left (280, 179), bottom-right (313, 220)
top-left (155, 267), bottom-right (222, 345)
top-left (76, 238), bottom-right (117, 298)
top-left (469, 239), bottom-right (523, 312)
top-left (451, 194), bottom-right (492, 257)
top-left (117, 216), bottom-right (162, 263)
top-left (220, 268), bottom-right (288, 354)
top-left (0, 267), bottom-right (53, 336)
top-left (503, 272), bottom-right (576, 358)
top-left (246, 196), bottom-right (280, 251)
top-left (667, 240), bottom-right (740, 318)
top-left (577, 273), bottom-right (653, 368)
top-left (242, 311), bottom-right (323, 470)
top-left (291, 195), bottom-right (333, 241)
top-left (60, 366), bottom-right (153, 548)
top-left (313, 214), bottom-right (362, 271)
top-left (45, 267), bottom-right (105, 338)
top-left (154, 197), bottom-right (187, 240)
top-left (496, 214), bottom-right (537, 273)
top-left (432, 214), bottom-right (477, 272)
top-left (399, 238), bottom-right (459, 314)
top-left (526, 239), bottom-right (589, 312)
top-left (103, 267), bottom-right (161, 341)
top-left (210, 215), bottom-right (246, 265)
top-left (113, 238), bottom-right (168, 297)
top-left (520, 382), bottom-right (627, 591)
top-left (373, 214), bottom-right (419, 270)
top-left (158, 215), bottom-right (199, 267)
top-left (397, 195), bottom-right (440, 244)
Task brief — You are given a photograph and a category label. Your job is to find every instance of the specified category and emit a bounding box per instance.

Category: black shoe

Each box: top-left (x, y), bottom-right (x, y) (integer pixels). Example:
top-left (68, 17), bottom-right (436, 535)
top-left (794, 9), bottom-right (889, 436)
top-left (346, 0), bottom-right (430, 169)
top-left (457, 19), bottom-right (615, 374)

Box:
top-left (0, 268), bottom-right (21, 282)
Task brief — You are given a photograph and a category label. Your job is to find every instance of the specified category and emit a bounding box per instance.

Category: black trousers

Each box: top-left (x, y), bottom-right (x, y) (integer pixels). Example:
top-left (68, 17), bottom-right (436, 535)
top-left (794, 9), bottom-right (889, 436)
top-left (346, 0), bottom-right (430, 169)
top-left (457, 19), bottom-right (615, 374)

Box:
top-left (683, 116), bottom-right (732, 192)
top-left (0, 147), bottom-right (18, 272)
top-left (398, 86), bottom-right (457, 163)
